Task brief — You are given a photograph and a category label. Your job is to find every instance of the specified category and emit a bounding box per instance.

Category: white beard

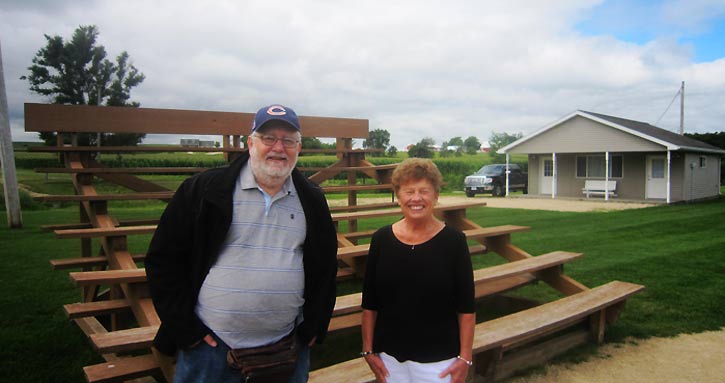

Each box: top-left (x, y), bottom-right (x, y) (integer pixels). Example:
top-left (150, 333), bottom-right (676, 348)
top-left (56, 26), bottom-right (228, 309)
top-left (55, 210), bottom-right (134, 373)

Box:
top-left (249, 145), bottom-right (297, 189)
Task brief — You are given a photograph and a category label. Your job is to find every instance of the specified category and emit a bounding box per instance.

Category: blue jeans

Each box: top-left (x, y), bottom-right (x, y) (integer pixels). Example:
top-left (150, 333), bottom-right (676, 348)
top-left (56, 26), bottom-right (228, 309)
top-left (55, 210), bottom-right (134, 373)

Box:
top-left (174, 333), bottom-right (311, 383)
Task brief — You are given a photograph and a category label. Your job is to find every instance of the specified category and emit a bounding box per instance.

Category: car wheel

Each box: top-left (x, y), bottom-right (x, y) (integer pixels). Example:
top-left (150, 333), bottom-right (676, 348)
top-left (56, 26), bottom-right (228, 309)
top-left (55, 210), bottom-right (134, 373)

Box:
top-left (493, 185), bottom-right (503, 197)
top-left (466, 191), bottom-right (475, 198)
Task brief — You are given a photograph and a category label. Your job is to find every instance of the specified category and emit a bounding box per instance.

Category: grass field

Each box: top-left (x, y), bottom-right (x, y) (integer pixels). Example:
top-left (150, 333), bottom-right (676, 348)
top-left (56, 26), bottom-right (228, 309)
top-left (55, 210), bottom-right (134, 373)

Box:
top-left (1, 194), bottom-right (724, 382)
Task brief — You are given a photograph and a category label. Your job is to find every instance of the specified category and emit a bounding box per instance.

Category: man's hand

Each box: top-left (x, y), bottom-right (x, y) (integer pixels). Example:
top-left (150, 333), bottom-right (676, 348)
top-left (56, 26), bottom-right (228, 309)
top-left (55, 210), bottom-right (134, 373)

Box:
top-left (190, 334), bottom-right (218, 348)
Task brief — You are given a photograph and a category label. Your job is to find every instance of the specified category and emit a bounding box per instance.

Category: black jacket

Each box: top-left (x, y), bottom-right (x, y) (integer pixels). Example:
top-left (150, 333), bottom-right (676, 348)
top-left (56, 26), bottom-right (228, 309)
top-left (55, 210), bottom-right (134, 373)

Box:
top-left (146, 152), bottom-right (338, 356)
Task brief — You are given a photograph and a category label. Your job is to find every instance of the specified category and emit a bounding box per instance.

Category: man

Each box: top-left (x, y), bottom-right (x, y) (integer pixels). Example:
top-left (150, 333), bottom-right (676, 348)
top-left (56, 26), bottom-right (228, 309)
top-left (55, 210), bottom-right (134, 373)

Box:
top-left (146, 104), bottom-right (338, 382)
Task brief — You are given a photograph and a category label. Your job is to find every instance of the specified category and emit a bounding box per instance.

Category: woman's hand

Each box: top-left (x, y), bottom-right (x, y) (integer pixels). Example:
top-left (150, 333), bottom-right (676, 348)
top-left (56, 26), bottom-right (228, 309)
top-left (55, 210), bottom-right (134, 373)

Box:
top-left (438, 357), bottom-right (470, 383)
top-left (363, 353), bottom-right (389, 383)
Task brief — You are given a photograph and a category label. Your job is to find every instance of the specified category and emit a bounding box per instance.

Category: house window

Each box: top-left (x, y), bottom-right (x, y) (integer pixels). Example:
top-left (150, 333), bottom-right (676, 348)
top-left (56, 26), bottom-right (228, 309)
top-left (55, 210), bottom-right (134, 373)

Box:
top-left (700, 156), bottom-right (707, 168)
top-left (576, 154), bottom-right (623, 178)
top-left (543, 159), bottom-right (553, 177)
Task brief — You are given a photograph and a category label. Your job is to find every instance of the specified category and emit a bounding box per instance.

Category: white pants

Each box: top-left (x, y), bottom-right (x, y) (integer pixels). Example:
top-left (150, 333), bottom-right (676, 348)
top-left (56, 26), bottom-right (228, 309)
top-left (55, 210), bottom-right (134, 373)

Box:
top-left (379, 352), bottom-right (456, 383)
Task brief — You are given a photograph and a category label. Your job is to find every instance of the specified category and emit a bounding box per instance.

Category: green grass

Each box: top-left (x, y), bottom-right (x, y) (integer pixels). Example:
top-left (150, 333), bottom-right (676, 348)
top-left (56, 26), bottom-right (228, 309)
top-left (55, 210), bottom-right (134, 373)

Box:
top-left (2, 197), bottom-right (723, 382)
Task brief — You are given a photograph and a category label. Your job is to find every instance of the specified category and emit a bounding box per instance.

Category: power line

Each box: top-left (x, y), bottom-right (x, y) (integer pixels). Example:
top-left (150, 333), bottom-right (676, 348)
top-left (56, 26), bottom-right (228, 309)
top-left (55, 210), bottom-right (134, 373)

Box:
top-left (654, 85), bottom-right (681, 126)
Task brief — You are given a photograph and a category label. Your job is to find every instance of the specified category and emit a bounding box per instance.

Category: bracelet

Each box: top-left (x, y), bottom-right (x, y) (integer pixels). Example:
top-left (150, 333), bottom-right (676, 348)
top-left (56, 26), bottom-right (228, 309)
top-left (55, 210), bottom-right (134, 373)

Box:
top-left (360, 351), bottom-right (374, 357)
top-left (456, 355), bottom-right (473, 366)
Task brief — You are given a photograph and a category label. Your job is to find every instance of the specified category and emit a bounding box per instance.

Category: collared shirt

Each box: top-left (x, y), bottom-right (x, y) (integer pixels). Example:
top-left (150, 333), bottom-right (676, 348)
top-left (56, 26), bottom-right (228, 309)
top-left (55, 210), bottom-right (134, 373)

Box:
top-left (196, 164), bottom-right (306, 348)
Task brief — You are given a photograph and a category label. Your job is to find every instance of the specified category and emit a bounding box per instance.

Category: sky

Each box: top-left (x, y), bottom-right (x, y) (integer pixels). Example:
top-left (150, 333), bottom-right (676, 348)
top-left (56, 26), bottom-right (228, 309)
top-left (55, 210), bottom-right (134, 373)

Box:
top-left (1, 0), bottom-right (725, 149)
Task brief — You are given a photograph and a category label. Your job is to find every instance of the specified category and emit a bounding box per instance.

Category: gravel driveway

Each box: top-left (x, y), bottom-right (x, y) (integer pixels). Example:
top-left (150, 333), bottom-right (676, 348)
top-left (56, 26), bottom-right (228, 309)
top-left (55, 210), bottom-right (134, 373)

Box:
top-left (330, 195), bottom-right (658, 212)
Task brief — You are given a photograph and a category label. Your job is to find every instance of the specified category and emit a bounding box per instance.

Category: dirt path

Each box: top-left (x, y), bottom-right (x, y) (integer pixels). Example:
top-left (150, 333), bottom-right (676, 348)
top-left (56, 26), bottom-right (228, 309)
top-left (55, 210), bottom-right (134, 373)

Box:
top-left (505, 329), bottom-right (725, 383)
top-left (329, 195), bottom-right (657, 212)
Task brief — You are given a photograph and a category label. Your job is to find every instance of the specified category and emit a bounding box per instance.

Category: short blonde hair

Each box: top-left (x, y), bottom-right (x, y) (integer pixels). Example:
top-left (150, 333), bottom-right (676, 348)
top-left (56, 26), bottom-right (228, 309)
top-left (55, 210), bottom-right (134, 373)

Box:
top-left (391, 158), bottom-right (443, 194)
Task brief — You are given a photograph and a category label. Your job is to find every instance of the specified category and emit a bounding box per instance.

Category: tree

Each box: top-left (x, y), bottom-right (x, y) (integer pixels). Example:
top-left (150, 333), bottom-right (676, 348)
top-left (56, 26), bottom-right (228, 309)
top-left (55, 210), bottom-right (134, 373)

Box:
top-left (463, 136), bottom-right (481, 155)
top-left (21, 25), bottom-right (146, 146)
top-left (407, 137), bottom-right (435, 158)
top-left (301, 136), bottom-right (324, 150)
top-left (448, 136), bottom-right (464, 147)
top-left (386, 145), bottom-right (398, 157)
top-left (685, 132), bottom-right (725, 150)
top-left (489, 131), bottom-right (523, 162)
top-left (364, 129), bottom-right (391, 157)
top-left (439, 141), bottom-right (454, 157)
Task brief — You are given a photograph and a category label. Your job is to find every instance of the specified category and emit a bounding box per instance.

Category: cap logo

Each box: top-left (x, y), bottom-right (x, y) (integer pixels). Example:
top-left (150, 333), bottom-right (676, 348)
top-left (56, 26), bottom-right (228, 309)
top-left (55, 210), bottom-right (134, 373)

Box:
top-left (267, 105), bottom-right (287, 116)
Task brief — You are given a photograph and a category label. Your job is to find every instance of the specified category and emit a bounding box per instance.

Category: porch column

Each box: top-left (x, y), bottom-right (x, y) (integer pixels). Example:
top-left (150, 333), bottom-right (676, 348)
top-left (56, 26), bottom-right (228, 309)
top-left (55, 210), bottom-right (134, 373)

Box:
top-left (505, 153), bottom-right (510, 197)
top-left (666, 150), bottom-right (671, 204)
top-left (552, 152), bottom-right (557, 198)
top-left (605, 151), bottom-right (610, 202)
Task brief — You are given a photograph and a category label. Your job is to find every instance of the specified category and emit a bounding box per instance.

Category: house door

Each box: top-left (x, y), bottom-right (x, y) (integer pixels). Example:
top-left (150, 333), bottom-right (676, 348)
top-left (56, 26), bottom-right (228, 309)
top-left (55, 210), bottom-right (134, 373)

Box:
top-left (646, 155), bottom-right (667, 199)
top-left (540, 157), bottom-right (554, 195)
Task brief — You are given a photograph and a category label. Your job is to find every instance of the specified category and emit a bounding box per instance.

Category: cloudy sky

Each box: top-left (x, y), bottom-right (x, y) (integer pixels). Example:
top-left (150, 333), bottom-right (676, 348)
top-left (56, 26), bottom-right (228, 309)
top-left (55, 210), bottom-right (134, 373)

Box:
top-left (2, 0), bottom-right (725, 149)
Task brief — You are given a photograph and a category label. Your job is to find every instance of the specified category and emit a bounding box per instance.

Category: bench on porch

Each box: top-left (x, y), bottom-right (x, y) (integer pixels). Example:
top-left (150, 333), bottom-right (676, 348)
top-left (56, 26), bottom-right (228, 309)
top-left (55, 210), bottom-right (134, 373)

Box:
top-left (310, 280), bottom-right (644, 383)
top-left (582, 180), bottom-right (617, 198)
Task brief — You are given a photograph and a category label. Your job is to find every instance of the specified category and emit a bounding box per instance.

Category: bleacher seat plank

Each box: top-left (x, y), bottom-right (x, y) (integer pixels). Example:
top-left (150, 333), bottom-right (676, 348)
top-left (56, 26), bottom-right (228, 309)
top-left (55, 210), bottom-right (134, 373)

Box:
top-left (322, 184), bottom-right (394, 193)
top-left (83, 354), bottom-right (160, 383)
top-left (299, 164), bottom-right (398, 172)
top-left (51, 254), bottom-right (146, 269)
top-left (332, 201), bottom-right (487, 222)
top-left (309, 356), bottom-right (373, 382)
top-left (90, 326), bottom-right (159, 354)
top-left (35, 192), bottom-right (174, 202)
top-left (64, 299), bottom-right (133, 319)
top-left (336, 267), bottom-right (355, 280)
top-left (473, 251), bottom-right (582, 283)
top-left (70, 269), bottom-right (147, 286)
top-left (42, 219), bottom-right (160, 231)
top-left (28, 145), bottom-right (245, 153)
top-left (327, 252), bottom-right (578, 331)
top-left (335, 224), bottom-right (526, 261)
top-left (337, 244), bottom-right (371, 259)
top-left (36, 167), bottom-right (206, 174)
top-left (329, 202), bottom-right (398, 213)
top-left (463, 225), bottom-right (530, 239)
top-left (472, 281), bottom-right (643, 352)
top-left (333, 292), bottom-right (363, 316)
top-left (55, 225), bottom-right (157, 239)
top-left (311, 281), bottom-right (643, 383)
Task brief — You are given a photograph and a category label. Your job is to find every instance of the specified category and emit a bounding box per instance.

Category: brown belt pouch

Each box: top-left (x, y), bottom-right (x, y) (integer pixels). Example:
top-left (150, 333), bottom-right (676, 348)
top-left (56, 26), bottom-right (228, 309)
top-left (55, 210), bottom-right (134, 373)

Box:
top-left (226, 330), bottom-right (300, 383)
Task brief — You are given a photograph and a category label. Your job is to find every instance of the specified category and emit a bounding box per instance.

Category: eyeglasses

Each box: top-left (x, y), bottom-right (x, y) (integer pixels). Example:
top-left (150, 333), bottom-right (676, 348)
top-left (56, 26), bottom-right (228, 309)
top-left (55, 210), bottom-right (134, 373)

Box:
top-left (254, 134), bottom-right (300, 148)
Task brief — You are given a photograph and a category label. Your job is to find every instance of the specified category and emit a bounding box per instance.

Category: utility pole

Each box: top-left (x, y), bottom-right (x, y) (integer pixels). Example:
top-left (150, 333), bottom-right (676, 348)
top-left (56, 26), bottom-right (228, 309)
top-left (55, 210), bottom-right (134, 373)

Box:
top-left (679, 81), bottom-right (685, 135)
top-left (0, 41), bottom-right (23, 228)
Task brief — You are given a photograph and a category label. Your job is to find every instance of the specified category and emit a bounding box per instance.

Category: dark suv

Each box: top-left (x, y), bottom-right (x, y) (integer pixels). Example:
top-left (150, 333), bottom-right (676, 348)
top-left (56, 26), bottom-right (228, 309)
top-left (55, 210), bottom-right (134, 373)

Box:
top-left (464, 164), bottom-right (528, 197)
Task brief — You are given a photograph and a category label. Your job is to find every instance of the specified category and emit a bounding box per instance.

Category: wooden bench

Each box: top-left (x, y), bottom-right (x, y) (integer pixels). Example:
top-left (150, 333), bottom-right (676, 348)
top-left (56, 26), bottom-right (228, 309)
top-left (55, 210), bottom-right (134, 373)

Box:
top-left (51, 254), bottom-right (146, 270)
top-left (310, 281), bottom-right (644, 383)
top-left (582, 180), bottom-right (617, 198)
top-left (64, 250), bottom-right (580, 373)
top-left (328, 250), bottom-right (581, 334)
top-left (332, 201), bottom-right (488, 222)
top-left (336, 224), bottom-right (529, 278)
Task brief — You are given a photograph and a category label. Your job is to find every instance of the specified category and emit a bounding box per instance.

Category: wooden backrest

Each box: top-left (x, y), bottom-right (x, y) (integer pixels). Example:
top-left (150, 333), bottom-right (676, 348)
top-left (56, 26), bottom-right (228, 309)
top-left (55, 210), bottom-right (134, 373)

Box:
top-left (584, 180), bottom-right (617, 190)
top-left (24, 103), bottom-right (370, 139)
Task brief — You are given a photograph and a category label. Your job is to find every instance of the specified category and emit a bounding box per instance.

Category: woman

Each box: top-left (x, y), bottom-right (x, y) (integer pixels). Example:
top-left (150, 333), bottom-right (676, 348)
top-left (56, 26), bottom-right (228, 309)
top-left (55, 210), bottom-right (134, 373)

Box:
top-left (361, 158), bottom-right (475, 383)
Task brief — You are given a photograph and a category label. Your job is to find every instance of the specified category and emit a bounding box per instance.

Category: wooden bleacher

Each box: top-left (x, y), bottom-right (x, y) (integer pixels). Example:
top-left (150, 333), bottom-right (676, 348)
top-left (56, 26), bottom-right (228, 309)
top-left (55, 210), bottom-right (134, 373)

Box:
top-left (25, 102), bottom-right (643, 383)
top-left (311, 281), bottom-right (644, 383)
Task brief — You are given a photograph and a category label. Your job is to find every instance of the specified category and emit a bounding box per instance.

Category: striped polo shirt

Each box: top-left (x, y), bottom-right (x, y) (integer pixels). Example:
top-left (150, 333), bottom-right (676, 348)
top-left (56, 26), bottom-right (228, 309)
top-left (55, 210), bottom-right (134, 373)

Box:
top-left (195, 164), bottom-right (306, 348)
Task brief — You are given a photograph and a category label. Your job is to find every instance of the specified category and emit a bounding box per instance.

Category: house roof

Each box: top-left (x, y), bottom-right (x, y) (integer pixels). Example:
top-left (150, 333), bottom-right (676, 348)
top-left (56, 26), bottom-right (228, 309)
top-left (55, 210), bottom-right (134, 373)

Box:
top-left (500, 110), bottom-right (725, 155)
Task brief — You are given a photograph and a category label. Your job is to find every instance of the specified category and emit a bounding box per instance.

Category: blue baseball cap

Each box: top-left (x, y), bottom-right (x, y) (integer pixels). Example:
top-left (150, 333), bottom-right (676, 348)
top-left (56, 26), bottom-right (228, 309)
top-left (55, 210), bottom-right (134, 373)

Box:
top-left (251, 104), bottom-right (301, 133)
